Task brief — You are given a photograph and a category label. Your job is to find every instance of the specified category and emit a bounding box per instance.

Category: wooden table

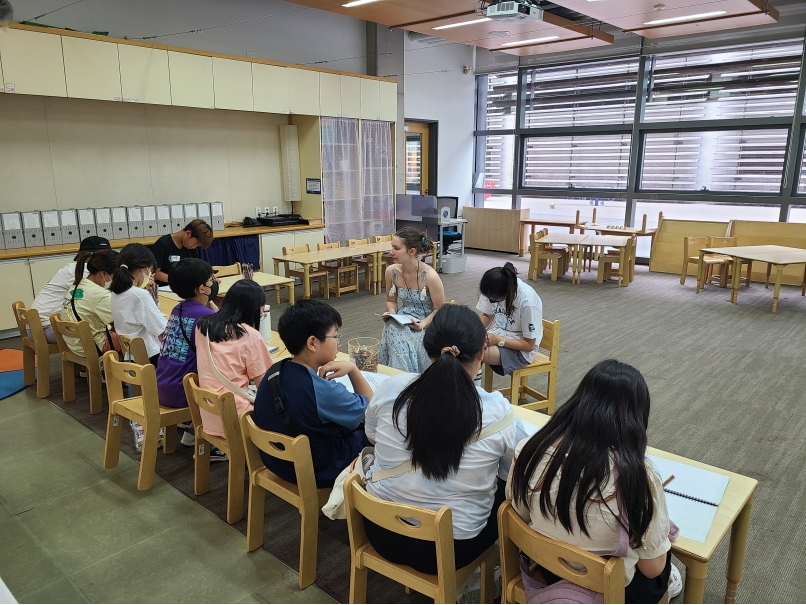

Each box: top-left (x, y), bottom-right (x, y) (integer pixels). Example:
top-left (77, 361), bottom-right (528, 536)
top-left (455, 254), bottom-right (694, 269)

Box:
top-left (273, 241), bottom-right (391, 299)
top-left (519, 218), bottom-right (587, 257)
top-left (697, 245), bottom-right (806, 313)
top-left (534, 234), bottom-right (590, 284)
top-left (512, 407), bottom-right (758, 605)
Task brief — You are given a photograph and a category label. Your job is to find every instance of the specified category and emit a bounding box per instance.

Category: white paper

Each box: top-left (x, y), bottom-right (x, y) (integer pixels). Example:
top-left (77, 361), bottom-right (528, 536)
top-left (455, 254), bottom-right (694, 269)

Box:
top-left (158, 286), bottom-right (173, 292)
top-left (42, 211), bottom-right (60, 228)
top-left (143, 206), bottom-right (157, 221)
top-left (128, 207), bottom-right (142, 222)
top-left (59, 210), bottom-right (77, 226)
top-left (157, 206), bottom-right (171, 220)
top-left (94, 208), bottom-right (111, 224)
top-left (2, 213), bottom-right (21, 230)
top-left (647, 455), bottom-right (730, 543)
top-left (380, 313), bottom-right (413, 326)
top-left (22, 212), bottom-right (41, 229)
top-left (112, 207), bottom-right (127, 223)
top-left (332, 371), bottom-right (390, 393)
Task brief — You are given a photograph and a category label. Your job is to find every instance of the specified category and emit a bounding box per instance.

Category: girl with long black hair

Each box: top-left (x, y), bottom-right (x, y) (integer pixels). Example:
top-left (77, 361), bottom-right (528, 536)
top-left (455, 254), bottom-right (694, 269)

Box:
top-left (364, 304), bottom-right (526, 573)
top-left (507, 359), bottom-right (678, 603)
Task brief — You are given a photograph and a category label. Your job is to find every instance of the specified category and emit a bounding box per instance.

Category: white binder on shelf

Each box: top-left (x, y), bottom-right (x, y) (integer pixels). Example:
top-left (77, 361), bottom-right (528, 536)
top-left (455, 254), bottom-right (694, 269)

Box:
top-left (41, 210), bottom-right (63, 246)
top-left (1, 212), bottom-right (25, 249)
top-left (94, 208), bottom-right (113, 240)
top-left (111, 207), bottom-right (130, 240)
top-left (183, 203), bottom-right (197, 222)
top-left (198, 202), bottom-right (211, 224)
top-left (78, 209), bottom-right (97, 238)
top-left (22, 211), bottom-right (45, 247)
top-left (127, 206), bottom-right (144, 238)
top-left (142, 206), bottom-right (158, 238)
top-left (0, 230), bottom-right (6, 250)
top-left (156, 205), bottom-right (172, 234)
top-left (60, 210), bottom-right (80, 244)
top-left (170, 205), bottom-right (185, 231)
top-left (211, 201), bottom-right (225, 231)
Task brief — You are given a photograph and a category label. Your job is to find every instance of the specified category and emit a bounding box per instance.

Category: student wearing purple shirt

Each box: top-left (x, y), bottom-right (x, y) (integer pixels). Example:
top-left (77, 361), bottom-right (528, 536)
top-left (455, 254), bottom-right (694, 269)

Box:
top-left (156, 258), bottom-right (219, 415)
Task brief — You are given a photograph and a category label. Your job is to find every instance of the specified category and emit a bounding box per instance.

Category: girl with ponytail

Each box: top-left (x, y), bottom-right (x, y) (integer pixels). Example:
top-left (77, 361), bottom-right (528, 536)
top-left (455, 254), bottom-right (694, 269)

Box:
top-left (478, 261), bottom-right (543, 377)
top-left (363, 304), bottom-right (527, 574)
top-left (378, 227), bottom-right (445, 372)
top-left (60, 249), bottom-right (119, 357)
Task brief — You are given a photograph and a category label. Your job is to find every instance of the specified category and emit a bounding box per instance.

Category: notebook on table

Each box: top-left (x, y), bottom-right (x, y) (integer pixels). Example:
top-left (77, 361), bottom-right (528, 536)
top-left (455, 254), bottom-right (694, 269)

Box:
top-left (647, 454), bottom-right (730, 543)
top-left (332, 371), bottom-right (390, 392)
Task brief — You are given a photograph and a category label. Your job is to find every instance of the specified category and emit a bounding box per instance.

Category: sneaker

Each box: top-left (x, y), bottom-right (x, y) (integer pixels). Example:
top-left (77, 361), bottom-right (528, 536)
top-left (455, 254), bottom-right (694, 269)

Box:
top-left (210, 446), bottom-right (228, 462)
top-left (177, 421), bottom-right (193, 431)
top-left (180, 430), bottom-right (195, 447)
top-left (668, 563), bottom-right (683, 599)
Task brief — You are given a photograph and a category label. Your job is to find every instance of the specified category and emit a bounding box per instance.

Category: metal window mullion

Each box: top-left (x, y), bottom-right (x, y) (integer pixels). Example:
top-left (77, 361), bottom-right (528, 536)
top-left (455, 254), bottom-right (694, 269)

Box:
top-left (780, 43), bottom-right (806, 220)
top-left (513, 67), bottom-right (528, 210)
top-left (626, 54), bottom-right (650, 227)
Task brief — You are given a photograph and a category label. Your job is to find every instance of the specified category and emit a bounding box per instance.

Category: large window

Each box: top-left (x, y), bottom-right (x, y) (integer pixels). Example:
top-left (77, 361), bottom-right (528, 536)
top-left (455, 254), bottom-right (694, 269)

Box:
top-left (482, 71), bottom-right (518, 130)
top-left (523, 134), bottom-right (631, 189)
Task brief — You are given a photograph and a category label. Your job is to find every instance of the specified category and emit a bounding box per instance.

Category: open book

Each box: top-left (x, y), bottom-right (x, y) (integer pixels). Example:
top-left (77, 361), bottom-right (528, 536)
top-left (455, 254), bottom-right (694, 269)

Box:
top-left (331, 371), bottom-right (390, 392)
top-left (378, 313), bottom-right (414, 326)
top-left (647, 454), bottom-right (730, 543)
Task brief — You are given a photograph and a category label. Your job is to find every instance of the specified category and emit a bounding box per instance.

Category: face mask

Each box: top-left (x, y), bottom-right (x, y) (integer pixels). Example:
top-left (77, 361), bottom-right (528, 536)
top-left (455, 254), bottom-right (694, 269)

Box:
top-left (207, 278), bottom-right (219, 300)
top-left (139, 270), bottom-right (151, 289)
top-left (104, 279), bottom-right (112, 290)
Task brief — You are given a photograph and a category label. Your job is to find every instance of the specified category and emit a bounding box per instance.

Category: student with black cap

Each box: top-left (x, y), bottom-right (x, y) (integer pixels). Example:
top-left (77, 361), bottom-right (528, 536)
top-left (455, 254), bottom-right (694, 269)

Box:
top-left (30, 236), bottom-right (112, 343)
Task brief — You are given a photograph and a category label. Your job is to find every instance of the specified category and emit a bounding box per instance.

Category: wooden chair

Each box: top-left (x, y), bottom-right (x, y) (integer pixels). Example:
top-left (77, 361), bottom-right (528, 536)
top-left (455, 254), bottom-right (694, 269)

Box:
top-left (102, 351), bottom-right (191, 490)
top-left (528, 232), bottom-right (568, 282)
top-left (318, 242), bottom-right (359, 297)
top-left (373, 234), bottom-right (394, 285)
top-left (117, 334), bottom-right (149, 396)
top-left (12, 302), bottom-right (59, 398)
top-left (50, 314), bottom-right (104, 415)
top-left (347, 237), bottom-right (375, 292)
top-left (212, 262), bottom-right (242, 278)
top-left (498, 501), bottom-right (626, 604)
top-left (240, 410), bottom-right (330, 588)
top-left (484, 319), bottom-right (560, 414)
top-left (707, 236), bottom-right (752, 290)
top-left (183, 373), bottom-right (246, 524)
top-left (680, 235), bottom-right (732, 289)
top-left (598, 236), bottom-right (636, 287)
top-left (282, 244), bottom-right (329, 299)
top-left (344, 473), bottom-right (495, 604)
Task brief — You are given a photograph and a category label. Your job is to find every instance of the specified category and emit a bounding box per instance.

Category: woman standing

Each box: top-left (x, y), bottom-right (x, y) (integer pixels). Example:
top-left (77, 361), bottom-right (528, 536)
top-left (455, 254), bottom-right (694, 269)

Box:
top-left (378, 227), bottom-right (445, 372)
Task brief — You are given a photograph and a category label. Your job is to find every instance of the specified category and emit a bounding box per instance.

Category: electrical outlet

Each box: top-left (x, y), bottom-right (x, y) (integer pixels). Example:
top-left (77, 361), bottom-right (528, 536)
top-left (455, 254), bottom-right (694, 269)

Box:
top-left (272, 206), bottom-right (279, 215)
top-left (254, 206), bottom-right (262, 217)
top-left (264, 206), bottom-right (272, 216)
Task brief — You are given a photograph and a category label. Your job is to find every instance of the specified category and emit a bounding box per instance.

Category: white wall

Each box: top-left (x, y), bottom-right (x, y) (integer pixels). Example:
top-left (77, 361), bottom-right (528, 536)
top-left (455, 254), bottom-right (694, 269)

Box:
top-left (0, 94), bottom-right (290, 222)
top-left (403, 38), bottom-right (476, 208)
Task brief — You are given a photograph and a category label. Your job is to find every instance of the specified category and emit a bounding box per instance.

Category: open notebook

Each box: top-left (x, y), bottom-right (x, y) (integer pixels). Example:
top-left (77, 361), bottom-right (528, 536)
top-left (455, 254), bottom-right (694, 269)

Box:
top-left (332, 371), bottom-right (389, 392)
top-left (647, 454), bottom-right (730, 543)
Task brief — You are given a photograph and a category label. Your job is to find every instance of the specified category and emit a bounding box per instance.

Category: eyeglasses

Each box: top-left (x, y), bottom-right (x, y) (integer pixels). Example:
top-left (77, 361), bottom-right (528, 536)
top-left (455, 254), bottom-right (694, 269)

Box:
top-left (321, 334), bottom-right (342, 346)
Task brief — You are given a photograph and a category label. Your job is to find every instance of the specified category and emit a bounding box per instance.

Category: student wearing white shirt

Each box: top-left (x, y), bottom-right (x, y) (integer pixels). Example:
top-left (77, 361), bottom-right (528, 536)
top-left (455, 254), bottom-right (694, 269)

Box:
top-left (30, 236), bottom-right (111, 343)
top-left (110, 244), bottom-right (167, 365)
top-left (477, 262), bottom-right (543, 376)
top-left (364, 304), bottom-right (527, 574)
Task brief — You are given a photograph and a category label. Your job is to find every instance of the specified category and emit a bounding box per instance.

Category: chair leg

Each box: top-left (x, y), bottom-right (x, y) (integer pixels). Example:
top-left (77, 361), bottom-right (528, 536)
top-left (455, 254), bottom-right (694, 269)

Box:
top-left (509, 374), bottom-right (519, 406)
top-left (298, 497), bottom-right (319, 588)
top-left (745, 261), bottom-right (753, 287)
top-left (349, 561), bottom-right (368, 604)
top-left (276, 286), bottom-right (281, 306)
top-left (245, 483), bottom-right (266, 552)
top-left (483, 364), bottom-right (493, 392)
top-left (88, 367), bottom-right (103, 415)
top-left (680, 260), bottom-right (688, 285)
top-left (479, 547), bottom-right (495, 605)
top-left (194, 436), bottom-right (211, 496)
top-left (24, 347), bottom-right (36, 389)
top-left (163, 425), bottom-right (177, 454)
top-left (62, 359), bottom-right (76, 402)
top-left (103, 409), bottom-right (123, 470)
top-left (546, 367), bottom-right (557, 414)
top-left (34, 349), bottom-right (51, 397)
top-left (226, 455), bottom-right (245, 525)
top-left (137, 424), bottom-right (160, 490)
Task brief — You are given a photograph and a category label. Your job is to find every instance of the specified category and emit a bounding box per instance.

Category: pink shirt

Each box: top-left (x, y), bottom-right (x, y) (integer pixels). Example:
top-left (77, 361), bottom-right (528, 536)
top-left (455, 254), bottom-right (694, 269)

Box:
top-left (195, 324), bottom-right (273, 437)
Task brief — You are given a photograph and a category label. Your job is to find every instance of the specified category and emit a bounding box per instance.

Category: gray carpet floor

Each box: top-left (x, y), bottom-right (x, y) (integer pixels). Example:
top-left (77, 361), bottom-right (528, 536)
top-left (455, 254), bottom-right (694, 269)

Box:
top-left (8, 249), bottom-right (806, 603)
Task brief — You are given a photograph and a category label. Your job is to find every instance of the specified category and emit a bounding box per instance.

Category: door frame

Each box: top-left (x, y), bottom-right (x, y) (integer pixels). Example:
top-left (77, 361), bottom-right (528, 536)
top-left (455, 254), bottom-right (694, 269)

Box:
top-left (404, 119), bottom-right (438, 196)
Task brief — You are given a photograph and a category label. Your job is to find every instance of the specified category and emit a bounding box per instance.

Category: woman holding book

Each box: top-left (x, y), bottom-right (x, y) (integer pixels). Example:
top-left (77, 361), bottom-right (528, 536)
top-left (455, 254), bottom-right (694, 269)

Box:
top-left (378, 227), bottom-right (445, 373)
top-left (506, 359), bottom-right (681, 603)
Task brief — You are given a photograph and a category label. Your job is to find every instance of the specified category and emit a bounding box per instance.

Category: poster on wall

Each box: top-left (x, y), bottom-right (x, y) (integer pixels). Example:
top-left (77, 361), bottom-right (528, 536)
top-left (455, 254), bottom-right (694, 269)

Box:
top-left (306, 178), bottom-right (322, 194)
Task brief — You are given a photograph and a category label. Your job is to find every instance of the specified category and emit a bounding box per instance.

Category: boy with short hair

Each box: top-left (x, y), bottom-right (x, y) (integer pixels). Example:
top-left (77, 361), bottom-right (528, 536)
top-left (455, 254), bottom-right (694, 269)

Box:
top-left (253, 299), bottom-right (373, 487)
top-left (151, 219), bottom-right (214, 286)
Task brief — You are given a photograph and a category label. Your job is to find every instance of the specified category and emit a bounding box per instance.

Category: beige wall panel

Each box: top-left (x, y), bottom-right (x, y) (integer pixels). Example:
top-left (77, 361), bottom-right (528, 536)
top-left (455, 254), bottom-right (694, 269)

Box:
top-left (145, 104), bottom-right (230, 213)
top-left (360, 78), bottom-right (380, 120)
top-left (287, 68), bottom-right (319, 116)
top-left (340, 76), bottom-right (362, 119)
top-left (319, 72), bottom-right (341, 117)
top-left (29, 254), bottom-right (74, 294)
top-left (118, 44), bottom-right (171, 105)
top-left (213, 57), bottom-right (253, 111)
top-left (0, 95), bottom-right (58, 211)
top-left (168, 51), bottom-right (214, 109)
top-left (0, 261), bottom-right (35, 327)
top-left (379, 80), bottom-right (397, 122)
top-left (45, 97), bottom-right (152, 208)
top-left (293, 229), bottom-right (325, 251)
top-left (260, 233), bottom-right (295, 276)
top-left (225, 111), bottom-right (287, 222)
top-left (0, 28), bottom-right (66, 97)
top-left (252, 63), bottom-right (289, 114)
top-left (62, 37), bottom-right (122, 102)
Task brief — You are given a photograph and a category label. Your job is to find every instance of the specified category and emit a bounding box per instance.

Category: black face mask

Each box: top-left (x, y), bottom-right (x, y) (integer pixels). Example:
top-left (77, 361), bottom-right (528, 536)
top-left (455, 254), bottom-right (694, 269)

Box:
top-left (207, 278), bottom-right (220, 300)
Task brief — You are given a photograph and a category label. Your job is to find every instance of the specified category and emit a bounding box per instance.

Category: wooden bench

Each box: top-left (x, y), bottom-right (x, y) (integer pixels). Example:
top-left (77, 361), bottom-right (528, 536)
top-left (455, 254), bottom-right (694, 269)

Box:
top-left (649, 217), bottom-right (730, 276)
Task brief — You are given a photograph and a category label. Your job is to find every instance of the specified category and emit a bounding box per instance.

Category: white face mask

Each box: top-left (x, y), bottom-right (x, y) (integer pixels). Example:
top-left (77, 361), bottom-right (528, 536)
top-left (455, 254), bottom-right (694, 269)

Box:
top-left (104, 279), bottom-right (112, 290)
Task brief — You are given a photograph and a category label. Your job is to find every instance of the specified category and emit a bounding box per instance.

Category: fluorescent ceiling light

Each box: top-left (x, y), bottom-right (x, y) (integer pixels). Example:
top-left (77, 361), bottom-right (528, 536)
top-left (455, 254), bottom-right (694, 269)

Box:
top-left (643, 11), bottom-right (726, 26)
top-left (501, 36), bottom-right (560, 47)
top-left (342, 0), bottom-right (380, 6)
top-left (433, 18), bottom-right (491, 30)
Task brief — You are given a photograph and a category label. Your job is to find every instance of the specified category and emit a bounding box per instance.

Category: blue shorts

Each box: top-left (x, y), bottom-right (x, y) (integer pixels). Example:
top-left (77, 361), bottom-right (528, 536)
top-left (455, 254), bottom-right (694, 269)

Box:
top-left (490, 347), bottom-right (530, 376)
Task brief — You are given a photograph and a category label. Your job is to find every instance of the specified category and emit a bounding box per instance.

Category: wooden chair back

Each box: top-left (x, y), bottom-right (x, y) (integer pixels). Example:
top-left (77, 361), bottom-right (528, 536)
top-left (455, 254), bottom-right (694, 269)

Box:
top-left (640, 213), bottom-right (648, 233)
top-left (710, 235), bottom-right (738, 248)
top-left (318, 242), bottom-right (341, 251)
top-left (51, 314), bottom-right (100, 367)
top-left (12, 301), bottom-right (37, 344)
top-left (372, 234), bottom-right (393, 243)
top-left (12, 302), bottom-right (59, 398)
top-left (498, 501), bottom-right (625, 604)
top-left (348, 238), bottom-right (370, 247)
top-left (538, 318), bottom-right (560, 357)
top-left (118, 334), bottom-right (150, 364)
top-left (103, 351), bottom-right (157, 403)
top-left (683, 236), bottom-right (711, 261)
top-left (284, 244), bottom-right (311, 255)
top-left (213, 262), bottom-right (242, 278)
top-left (183, 372), bottom-right (241, 446)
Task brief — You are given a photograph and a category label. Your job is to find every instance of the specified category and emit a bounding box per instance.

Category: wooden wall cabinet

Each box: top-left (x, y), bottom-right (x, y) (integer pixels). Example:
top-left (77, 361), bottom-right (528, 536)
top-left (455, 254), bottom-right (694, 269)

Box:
top-left (62, 36), bottom-right (122, 102)
top-left (287, 68), bottom-right (320, 116)
top-left (168, 51), bottom-right (214, 109)
top-left (0, 28), bottom-right (66, 97)
top-left (118, 44), bottom-right (171, 105)
top-left (360, 78), bottom-right (380, 120)
top-left (340, 76), bottom-right (362, 119)
top-left (379, 81), bottom-right (397, 122)
top-left (319, 72), bottom-right (341, 117)
top-left (213, 57), bottom-right (253, 111)
top-left (252, 63), bottom-right (288, 114)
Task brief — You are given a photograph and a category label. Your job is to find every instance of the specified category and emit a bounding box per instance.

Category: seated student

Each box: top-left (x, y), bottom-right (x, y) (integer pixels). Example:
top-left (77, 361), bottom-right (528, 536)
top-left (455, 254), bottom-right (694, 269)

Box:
top-left (60, 249), bottom-right (119, 357)
top-left (195, 280), bottom-right (273, 453)
top-left (156, 258), bottom-right (219, 415)
top-left (31, 236), bottom-right (111, 343)
top-left (507, 359), bottom-right (681, 603)
top-left (364, 304), bottom-right (526, 574)
top-left (477, 262), bottom-right (542, 377)
top-left (253, 299), bottom-right (372, 488)
top-left (110, 244), bottom-right (167, 366)
top-left (151, 219), bottom-right (214, 287)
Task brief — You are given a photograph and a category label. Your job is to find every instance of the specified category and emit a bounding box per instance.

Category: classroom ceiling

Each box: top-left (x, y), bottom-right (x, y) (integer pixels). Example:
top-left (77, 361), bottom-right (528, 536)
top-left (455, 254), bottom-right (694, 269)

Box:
top-left (286, 0), bottom-right (779, 56)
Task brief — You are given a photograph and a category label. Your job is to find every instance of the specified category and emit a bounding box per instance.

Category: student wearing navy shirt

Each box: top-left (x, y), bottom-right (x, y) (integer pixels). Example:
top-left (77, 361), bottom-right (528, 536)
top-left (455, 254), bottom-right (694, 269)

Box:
top-left (253, 299), bottom-right (373, 488)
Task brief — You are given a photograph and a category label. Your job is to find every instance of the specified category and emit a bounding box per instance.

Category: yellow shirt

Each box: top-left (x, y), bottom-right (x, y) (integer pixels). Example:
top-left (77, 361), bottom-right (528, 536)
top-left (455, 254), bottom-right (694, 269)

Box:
top-left (61, 278), bottom-right (114, 357)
